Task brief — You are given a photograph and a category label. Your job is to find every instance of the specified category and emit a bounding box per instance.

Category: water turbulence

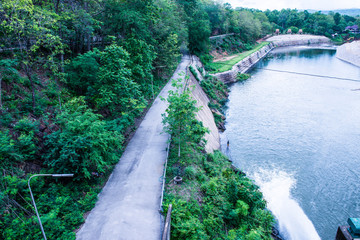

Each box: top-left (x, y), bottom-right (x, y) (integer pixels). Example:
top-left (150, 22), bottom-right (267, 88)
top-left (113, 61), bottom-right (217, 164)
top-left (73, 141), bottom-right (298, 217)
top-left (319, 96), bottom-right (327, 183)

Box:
top-left (223, 46), bottom-right (360, 240)
top-left (253, 169), bottom-right (321, 240)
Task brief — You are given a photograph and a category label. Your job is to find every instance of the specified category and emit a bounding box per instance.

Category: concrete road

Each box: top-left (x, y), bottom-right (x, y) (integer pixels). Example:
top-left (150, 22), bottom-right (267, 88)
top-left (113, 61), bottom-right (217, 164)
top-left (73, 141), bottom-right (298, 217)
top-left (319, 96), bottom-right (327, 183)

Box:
top-left (76, 56), bottom-right (190, 240)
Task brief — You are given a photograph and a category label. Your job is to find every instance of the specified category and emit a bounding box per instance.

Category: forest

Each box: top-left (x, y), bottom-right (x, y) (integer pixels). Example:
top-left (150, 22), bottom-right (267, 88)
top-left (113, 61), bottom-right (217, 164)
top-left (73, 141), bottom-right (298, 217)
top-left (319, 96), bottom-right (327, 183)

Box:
top-left (0, 0), bottom-right (359, 239)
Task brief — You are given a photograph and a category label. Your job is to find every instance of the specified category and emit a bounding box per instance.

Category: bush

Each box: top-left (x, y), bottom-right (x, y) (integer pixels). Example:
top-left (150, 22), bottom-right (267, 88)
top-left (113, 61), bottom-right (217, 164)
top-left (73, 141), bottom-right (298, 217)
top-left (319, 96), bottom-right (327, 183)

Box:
top-left (237, 73), bottom-right (251, 81)
top-left (289, 26), bottom-right (299, 34)
top-left (14, 117), bottom-right (39, 133)
top-left (15, 133), bottom-right (37, 161)
top-left (45, 97), bottom-right (123, 179)
top-left (0, 130), bottom-right (19, 168)
top-left (65, 49), bottom-right (100, 96)
top-left (184, 166), bottom-right (197, 180)
top-left (0, 111), bottom-right (12, 128)
top-left (189, 66), bottom-right (200, 81)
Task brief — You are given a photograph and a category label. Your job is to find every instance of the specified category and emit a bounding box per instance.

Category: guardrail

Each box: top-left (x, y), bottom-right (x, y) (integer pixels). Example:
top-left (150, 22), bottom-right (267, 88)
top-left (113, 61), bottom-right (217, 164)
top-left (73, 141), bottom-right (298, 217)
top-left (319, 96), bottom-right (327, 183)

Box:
top-left (159, 55), bottom-right (194, 239)
top-left (159, 138), bottom-right (171, 212)
top-left (162, 204), bottom-right (173, 240)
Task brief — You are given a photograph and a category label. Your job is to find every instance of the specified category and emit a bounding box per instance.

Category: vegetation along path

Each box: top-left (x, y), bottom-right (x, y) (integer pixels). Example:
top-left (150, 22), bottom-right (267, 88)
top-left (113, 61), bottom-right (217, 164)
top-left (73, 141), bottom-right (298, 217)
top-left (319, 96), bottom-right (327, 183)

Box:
top-left (76, 56), bottom-right (191, 240)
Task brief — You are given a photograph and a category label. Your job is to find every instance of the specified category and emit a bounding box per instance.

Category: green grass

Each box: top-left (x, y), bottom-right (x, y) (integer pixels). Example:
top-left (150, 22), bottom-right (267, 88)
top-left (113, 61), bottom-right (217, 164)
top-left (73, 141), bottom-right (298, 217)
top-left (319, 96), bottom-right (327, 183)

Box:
top-left (208, 42), bottom-right (270, 73)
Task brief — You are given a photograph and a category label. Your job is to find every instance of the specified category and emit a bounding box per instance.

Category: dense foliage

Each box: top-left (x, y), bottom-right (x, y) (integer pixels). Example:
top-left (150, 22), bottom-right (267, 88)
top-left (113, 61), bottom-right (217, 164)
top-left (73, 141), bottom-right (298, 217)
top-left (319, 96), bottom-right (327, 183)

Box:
top-left (1, 0), bottom-right (359, 238)
top-left (162, 77), bottom-right (274, 239)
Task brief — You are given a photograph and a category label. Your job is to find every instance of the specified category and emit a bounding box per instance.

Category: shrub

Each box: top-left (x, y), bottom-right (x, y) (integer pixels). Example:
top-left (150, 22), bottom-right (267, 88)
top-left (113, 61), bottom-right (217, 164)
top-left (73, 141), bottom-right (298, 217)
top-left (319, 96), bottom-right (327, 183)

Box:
top-left (237, 73), bottom-right (251, 81)
top-left (184, 166), bottom-right (197, 180)
top-left (45, 97), bottom-right (123, 179)
top-left (0, 130), bottom-right (19, 168)
top-left (14, 117), bottom-right (39, 133)
top-left (189, 66), bottom-right (200, 81)
top-left (65, 49), bottom-right (100, 96)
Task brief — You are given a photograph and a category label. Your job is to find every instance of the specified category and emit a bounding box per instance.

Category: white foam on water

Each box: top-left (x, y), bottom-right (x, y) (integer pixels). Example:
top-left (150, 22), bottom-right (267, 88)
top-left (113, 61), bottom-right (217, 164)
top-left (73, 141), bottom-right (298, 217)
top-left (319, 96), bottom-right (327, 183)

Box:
top-left (253, 169), bottom-right (321, 240)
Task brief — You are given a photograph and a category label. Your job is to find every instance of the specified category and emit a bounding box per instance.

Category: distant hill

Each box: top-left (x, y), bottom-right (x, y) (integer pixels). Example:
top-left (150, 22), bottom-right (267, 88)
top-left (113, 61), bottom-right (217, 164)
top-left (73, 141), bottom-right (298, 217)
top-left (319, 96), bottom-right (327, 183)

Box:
top-left (306, 8), bottom-right (360, 16)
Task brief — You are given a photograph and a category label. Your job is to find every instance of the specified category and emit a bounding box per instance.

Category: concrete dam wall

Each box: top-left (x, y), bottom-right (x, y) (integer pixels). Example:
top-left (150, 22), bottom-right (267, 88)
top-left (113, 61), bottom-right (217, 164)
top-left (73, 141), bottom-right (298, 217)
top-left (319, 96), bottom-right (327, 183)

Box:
top-left (212, 35), bottom-right (331, 84)
top-left (336, 41), bottom-right (360, 67)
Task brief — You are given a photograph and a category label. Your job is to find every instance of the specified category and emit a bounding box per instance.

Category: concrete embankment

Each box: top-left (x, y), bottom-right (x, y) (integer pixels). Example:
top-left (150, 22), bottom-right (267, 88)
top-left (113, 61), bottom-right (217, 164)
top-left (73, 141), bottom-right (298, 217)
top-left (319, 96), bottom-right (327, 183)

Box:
top-left (267, 34), bottom-right (331, 47)
top-left (336, 41), bottom-right (360, 67)
top-left (213, 43), bottom-right (275, 83)
top-left (212, 34), bottom-right (331, 83)
top-left (188, 56), bottom-right (220, 153)
top-left (188, 58), bottom-right (220, 153)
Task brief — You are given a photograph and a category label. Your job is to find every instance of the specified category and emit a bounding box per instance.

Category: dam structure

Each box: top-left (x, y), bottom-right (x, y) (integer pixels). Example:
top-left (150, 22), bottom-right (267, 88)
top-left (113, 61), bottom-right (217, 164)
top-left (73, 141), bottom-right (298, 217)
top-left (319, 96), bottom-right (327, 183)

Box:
top-left (212, 34), bottom-right (332, 83)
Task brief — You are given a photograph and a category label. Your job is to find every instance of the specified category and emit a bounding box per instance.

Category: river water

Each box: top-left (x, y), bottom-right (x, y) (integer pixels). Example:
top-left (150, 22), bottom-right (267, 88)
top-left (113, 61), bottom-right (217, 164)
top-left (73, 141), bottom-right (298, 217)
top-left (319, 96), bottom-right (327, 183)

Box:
top-left (222, 46), bottom-right (360, 240)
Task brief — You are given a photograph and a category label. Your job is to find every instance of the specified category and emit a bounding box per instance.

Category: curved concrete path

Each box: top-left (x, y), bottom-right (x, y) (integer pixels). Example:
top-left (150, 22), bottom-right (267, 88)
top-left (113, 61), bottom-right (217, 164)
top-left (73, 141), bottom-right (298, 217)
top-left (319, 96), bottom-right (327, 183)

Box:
top-left (76, 56), bottom-right (190, 240)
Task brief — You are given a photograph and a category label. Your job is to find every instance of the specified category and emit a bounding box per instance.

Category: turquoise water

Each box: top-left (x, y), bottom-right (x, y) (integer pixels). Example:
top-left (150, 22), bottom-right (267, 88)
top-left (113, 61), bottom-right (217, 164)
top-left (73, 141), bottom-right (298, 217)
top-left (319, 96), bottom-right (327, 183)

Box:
top-left (222, 46), bottom-right (360, 240)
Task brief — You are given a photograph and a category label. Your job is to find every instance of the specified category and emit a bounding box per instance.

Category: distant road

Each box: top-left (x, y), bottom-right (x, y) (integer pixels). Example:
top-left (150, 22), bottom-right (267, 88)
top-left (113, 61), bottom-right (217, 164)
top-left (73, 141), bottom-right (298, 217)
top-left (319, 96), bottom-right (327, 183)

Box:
top-left (76, 56), bottom-right (190, 240)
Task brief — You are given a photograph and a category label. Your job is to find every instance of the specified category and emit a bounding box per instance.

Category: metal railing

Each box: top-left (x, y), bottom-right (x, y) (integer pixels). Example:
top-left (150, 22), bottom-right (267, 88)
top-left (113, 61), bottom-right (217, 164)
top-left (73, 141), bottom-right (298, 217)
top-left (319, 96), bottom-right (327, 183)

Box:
top-left (159, 138), bottom-right (171, 212)
top-left (162, 204), bottom-right (173, 240)
top-left (159, 55), bottom-right (194, 239)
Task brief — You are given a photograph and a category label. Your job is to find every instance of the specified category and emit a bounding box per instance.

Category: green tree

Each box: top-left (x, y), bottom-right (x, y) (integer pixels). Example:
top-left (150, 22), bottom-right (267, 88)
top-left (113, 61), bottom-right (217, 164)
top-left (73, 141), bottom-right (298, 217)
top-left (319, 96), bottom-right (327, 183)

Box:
top-left (123, 36), bottom-right (156, 98)
top-left (95, 44), bottom-right (146, 118)
top-left (162, 79), bottom-right (208, 159)
top-left (154, 33), bottom-right (181, 76)
top-left (0, 0), bottom-right (64, 112)
top-left (65, 49), bottom-right (101, 96)
top-left (334, 12), bottom-right (341, 25)
top-left (236, 10), bottom-right (261, 43)
top-left (45, 97), bottom-right (123, 179)
top-left (103, 0), bottom-right (156, 41)
top-left (188, 10), bottom-right (211, 54)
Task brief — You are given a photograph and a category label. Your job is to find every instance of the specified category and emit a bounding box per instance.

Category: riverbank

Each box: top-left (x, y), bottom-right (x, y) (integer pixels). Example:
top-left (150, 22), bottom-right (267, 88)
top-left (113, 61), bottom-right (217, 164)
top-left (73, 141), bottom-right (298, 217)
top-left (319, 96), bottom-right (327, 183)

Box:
top-left (211, 34), bottom-right (331, 83)
top-left (212, 43), bottom-right (275, 83)
top-left (336, 41), bottom-right (360, 67)
top-left (208, 42), bottom-right (271, 73)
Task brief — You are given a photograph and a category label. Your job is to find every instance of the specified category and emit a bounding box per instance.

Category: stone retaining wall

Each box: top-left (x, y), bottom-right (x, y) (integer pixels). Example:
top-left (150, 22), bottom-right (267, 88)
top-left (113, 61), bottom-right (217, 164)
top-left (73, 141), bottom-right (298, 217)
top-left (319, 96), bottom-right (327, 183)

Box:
top-left (212, 35), bottom-right (332, 83)
top-left (212, 43), bottom-right (275, 84)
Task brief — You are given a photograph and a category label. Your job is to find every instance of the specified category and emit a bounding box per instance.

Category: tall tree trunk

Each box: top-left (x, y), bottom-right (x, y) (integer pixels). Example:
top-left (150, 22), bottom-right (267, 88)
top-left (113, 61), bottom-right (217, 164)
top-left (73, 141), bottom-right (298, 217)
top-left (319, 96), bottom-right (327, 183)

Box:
top-left (53, 0), bottom-right (60, 13)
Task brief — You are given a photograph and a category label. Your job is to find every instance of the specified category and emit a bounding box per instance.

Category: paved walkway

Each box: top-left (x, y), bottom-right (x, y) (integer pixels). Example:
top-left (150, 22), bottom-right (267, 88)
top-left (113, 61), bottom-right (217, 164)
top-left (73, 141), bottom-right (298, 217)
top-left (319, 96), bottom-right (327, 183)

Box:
top-left (76, 56), bottom-right (190, 240)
